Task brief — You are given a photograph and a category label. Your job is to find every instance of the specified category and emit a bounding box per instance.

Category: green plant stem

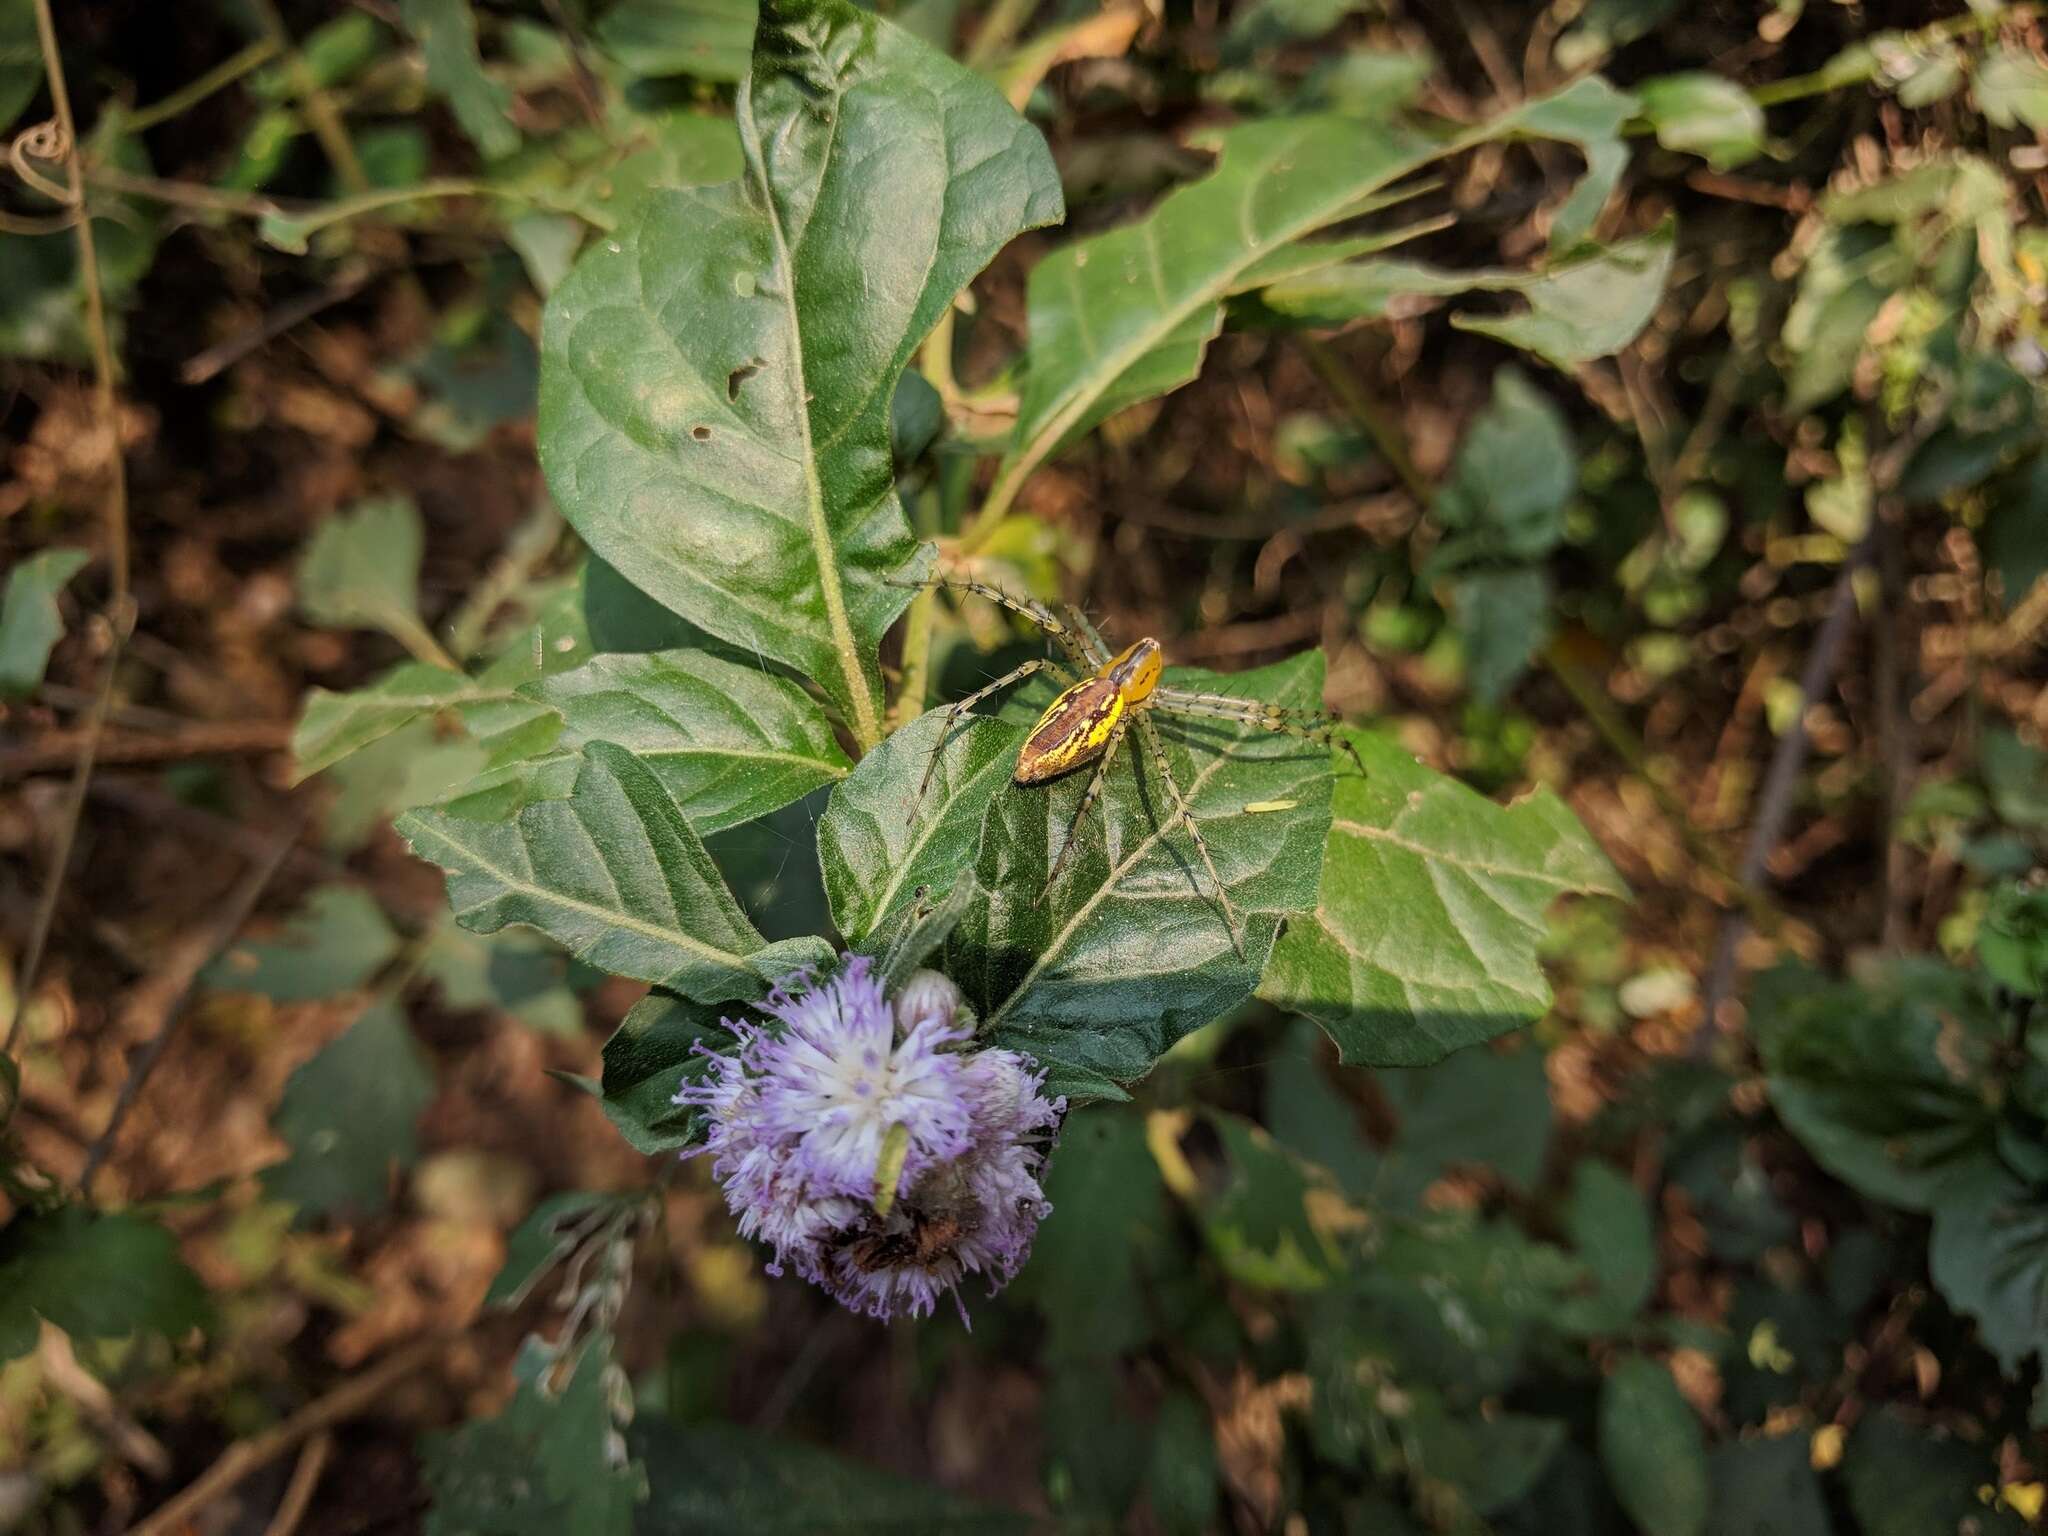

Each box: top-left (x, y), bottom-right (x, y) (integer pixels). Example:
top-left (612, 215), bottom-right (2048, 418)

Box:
top-left (248, 0), bottom-right (371, 194)
top-left (1748, 5), bottom-right (2026, 109)
top-left (124, 37), bottom-right (282, 133)
top-left (891, 586), bottom-right (937, 734)
top-left (964, 0), bottom-right (1041, 70)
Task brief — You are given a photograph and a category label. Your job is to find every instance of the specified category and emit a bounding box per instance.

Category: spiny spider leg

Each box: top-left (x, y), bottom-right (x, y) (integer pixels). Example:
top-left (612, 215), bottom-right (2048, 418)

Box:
top-left (1061, 604), bottom-right (1114, 669)
top-left (1151, 688), bottom-right (1366, 776)
top-left (888, 574), bottom-right (1094, 672)
top-left (1132, 711), bottom-right (1247, 958)
top-left (1039, 712), bottom-right (1129, 899)
top-left (911, 656), bottom-right (1077, 821)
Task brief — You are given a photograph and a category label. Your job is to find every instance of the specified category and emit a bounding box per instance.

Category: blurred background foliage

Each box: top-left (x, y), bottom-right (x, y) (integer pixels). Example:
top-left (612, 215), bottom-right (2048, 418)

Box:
top-left (0, 0), bottom-right (2047, 1531)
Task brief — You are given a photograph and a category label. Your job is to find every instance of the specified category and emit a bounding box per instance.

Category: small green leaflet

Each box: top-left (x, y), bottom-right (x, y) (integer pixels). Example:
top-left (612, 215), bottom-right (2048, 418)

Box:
top-left (0, 546), bottom-right (90, 697)
top-left (0, 1206), bottom-right (209, 1364)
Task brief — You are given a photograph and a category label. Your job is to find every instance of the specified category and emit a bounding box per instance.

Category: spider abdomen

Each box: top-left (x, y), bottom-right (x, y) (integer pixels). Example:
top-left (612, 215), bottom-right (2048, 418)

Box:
top-left (1016, 678), bottom-right (1125, 784)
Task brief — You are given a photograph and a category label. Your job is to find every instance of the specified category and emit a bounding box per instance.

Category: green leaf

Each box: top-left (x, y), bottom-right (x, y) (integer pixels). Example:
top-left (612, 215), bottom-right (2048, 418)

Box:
top-left (1371, 1043), bottom-right (1552, 1209)
top-left (203, 884), bottom-right (403, 1002)
top-left (950, 653), bottom-right (1334, 1095)
top-left (1263, 1018), bottom-right (1378, 1199)
top-left (1431, 367), bottom-right (1577, 565)
top-left (0, 0), bottom-right (42, 136)
top-left (0, 1207), bottom-right (209, 1364)
top-left (1261, 728), bottom-right (1624, 1067)
top-left (0, 547), bottom-right (89, 697)
top-left (400, 0), bottom-right (520, 159)
top-left (1977, 45), bottom-right (2048, 132)
top-left (1145, 1392), bottom-right (1219, 1536)
top-left (298, 495), bottom-right (436, 654)
top-left (424, 1335), bottom-right (641, 1536)
top-left (524, 649), bottom-right (850, 836)
top-left (593, 0), bottom-right (756, 84)
top-left (1558, 1160), bottom-right (1655, 1332)
top-left (398, 741), bottom-right (830, 1003)
top-left (1844, 1410), bottom-right (2027, 1536)
top-left (1258, 222), bottom-right (1675, 370)
top-left (1598, 1356), bottom-right (1708, 1536)
top-left (817, 712), bottom-right (1020, 947)
top-left (1450, 565), bottom-right (1553, 705)
top-left (538, 0), bottom-right (1062, 748)
top-left (265, 1000), bottom-right (434, 1221)
top-left (990, 78), bottom-right (1631, 518)
top-left (1981, 882), bottom-right (2048, 998)
top-left (1635, 72), bottom-right (1765, 169)
top-left (293, 661), bottom-right (517, 781)
top-left (1185, 1110), bottom-right (1344, 1291)
top-left (1017, 1107), bottom-right (1168, 1359)
top-left (635, 1416), bottom-right (1026, 1533)
top-left (1706, 1434), bottom-right (1830, 1536)
top-left (1755, 962), bottom-right (2001, 1213)
top-left (1406, 1400), bottom-right (1566, 1518)
top-left (599, 988), bottom-right (734, 1154)
top-left (421, 926), bottom-right (584, 1035)
top-left (1929, 1161), bottom-right (2048, 1378)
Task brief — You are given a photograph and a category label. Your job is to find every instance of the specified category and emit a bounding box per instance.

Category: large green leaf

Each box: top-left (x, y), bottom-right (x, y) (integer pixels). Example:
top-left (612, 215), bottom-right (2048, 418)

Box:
top-left (951, 653), bottom-right (1333, 1095)
top-left (1755, 962), bottom-right (2003, 1213)
top-left (594, 0), bottom-right (756, 84)
top-left (522, 649), bottom-right (849, 836)
top-left (0, 547), bottom-right (89, 697)
top-left (1844, 1411), bottom-right (2027, 1536)
top-left (265, 999), bottom-right (435, 1221)
top-left (538, 0), bottom-right (1062, 748)
top-left (203, 885), bottom-right (403, 1003)
top-left (1597, 1356), bottom-right (1708, 1536)
top-left (816, 711), bottom-right (1021, 946)
top-left (397, 741), bottom-right (829, 1003)
top-left (1929, 1160), bottom-right (2048, 1378)
top-left (0, 1207), bottom-right (209, 1364)
top-left (981, 77), bottom-right (1633, 525)
top-left (424, 1335), bottom-right (640, 1536)
top-left (635, 1417), bottom-right (1027, 1533)
top-left (1261, 729), bottom-right (1624, 1067)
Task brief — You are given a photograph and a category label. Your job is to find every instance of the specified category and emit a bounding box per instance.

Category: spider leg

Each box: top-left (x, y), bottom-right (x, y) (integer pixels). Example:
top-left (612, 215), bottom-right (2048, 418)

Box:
top-left (1061, 604), bottom-right (1114, 669)
top-left (888, 574), bottom-right (1095, 672)
top-left (1039, 713), bottom-right (1129, 900)
top-left (1151, 688), bottom-right (1365, 777)
top-left (1131, 711), bottom-right (1247, 960)
top-left (911, 656), bottom-right (1074, 822)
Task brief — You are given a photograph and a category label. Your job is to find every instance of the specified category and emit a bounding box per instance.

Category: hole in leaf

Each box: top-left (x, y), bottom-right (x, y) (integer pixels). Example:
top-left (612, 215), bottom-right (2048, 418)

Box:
top-left (727, 359), bottom-right (764, 402)
top-left (691, 425), bottom-right (712, 442)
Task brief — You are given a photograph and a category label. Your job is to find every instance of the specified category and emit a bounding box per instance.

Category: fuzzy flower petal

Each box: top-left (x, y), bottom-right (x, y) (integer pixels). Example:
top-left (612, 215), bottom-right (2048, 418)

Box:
top-left (677, 958), bottom-right (1064, 1322)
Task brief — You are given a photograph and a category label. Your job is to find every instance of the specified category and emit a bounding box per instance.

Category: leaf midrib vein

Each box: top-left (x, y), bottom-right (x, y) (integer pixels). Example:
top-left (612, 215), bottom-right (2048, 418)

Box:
top-left (405, 816), bottom-right (757, 974)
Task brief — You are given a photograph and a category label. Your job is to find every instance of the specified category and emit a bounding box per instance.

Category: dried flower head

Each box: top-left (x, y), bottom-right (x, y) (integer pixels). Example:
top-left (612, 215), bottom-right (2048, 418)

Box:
top-left (678, 957), bottom-right (1064, 1322)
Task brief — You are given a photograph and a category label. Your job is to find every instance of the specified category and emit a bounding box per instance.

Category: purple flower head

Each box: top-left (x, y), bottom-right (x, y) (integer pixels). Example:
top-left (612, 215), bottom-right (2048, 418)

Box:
top-left (677, 956), bottom-right (1065, 1322)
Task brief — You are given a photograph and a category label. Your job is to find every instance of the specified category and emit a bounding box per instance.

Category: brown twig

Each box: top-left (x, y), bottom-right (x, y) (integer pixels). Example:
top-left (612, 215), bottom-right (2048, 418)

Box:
top-left (1693, 535), bottom-right (1874, 1055)
top-left (259, 1432), bottom-right (333, 1536)
top-left (77, 822), bottom-right (301, 1192)
top-left (181, 267), bottom-right (376, 383)
top-left (0, 719), bottom-right (295, 781)
top-left (125, 1333), bottom-right (456, 1536)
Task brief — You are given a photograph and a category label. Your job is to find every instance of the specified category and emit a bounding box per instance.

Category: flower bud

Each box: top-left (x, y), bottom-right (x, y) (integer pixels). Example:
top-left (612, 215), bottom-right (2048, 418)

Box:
top-left (894, 968), bottom-right (967, 1034)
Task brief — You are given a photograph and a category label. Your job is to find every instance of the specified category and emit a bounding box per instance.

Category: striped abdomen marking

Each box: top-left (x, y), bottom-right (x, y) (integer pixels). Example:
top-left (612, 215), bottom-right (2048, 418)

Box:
top-left (1016, 678), bottom-right (1124, 784)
